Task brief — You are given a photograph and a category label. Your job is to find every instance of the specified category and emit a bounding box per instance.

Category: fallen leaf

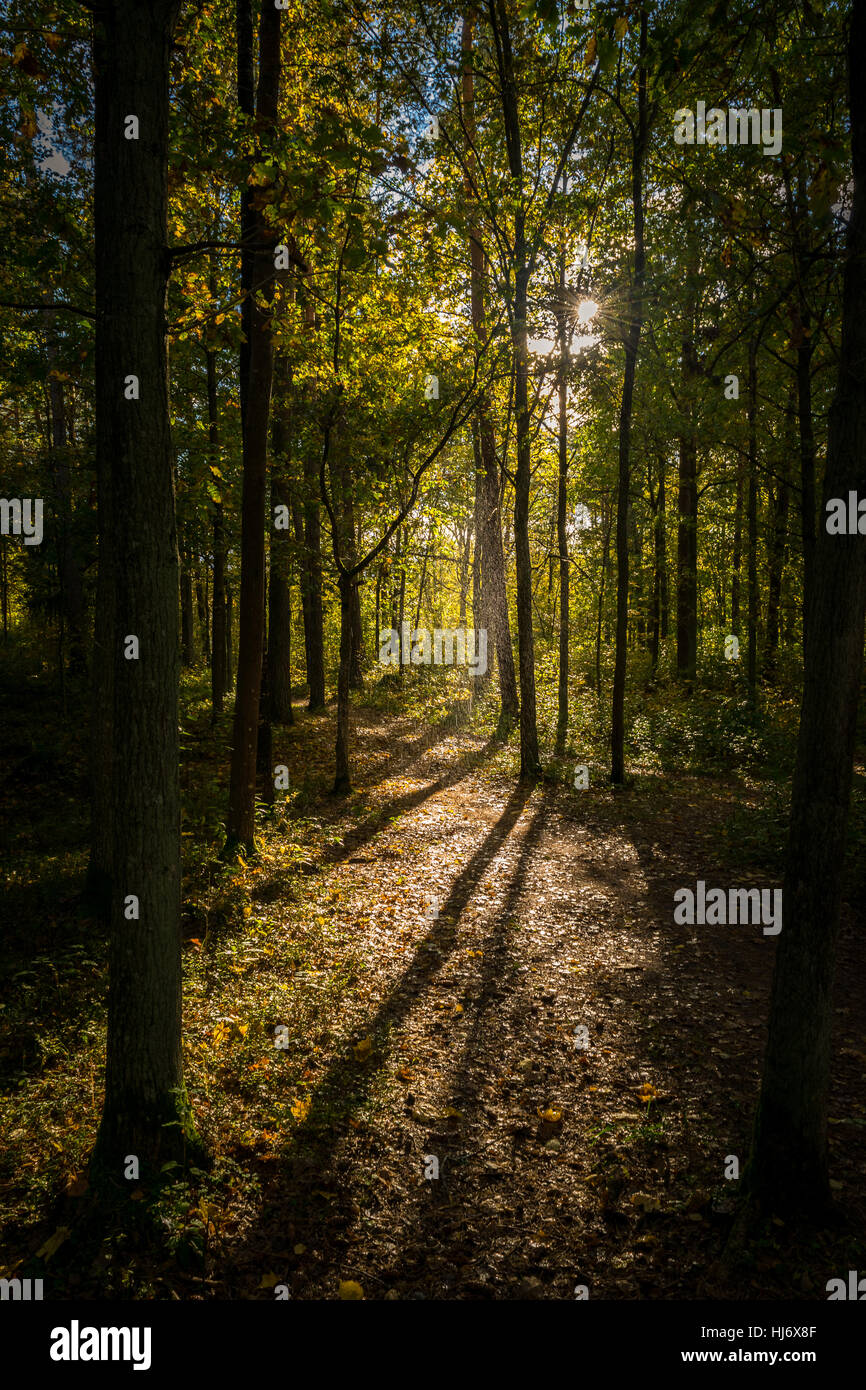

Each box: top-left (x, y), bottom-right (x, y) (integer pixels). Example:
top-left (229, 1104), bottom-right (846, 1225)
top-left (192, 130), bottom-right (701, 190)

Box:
top-left (339, 1279), bottom-right (364, 1300)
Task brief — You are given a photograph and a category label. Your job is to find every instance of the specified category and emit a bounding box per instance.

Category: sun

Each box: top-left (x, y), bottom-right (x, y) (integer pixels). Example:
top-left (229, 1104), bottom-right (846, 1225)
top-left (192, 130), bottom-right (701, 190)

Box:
top-left (576, 298), bottom-right (599, 326)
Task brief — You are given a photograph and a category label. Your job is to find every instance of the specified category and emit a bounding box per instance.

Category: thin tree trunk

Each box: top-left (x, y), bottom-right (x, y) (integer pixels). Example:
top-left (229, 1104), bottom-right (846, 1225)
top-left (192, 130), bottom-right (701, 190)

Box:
top-left (554, 248), bottom-right (570, 755)
top-left (763, 392), bottom-right (793, 683)
top-left (226, 0), bottom-right (280, 850)
top-left (269, 352), bottom-right (294, 723)
top-left (303, 444), bottom-right (325, 708)
top-left (611, 9), bottom-right (648, 785)
top-left (208, 328), bottom-right (227, 716)
top-left (796, 340), bottom-right (816, 663)
top-left (732, 442), bottom-right (743, 634)
top-left (747, 337), bottom-right (759, 698)
top-left (649, 454), bottom-right (666, 671)
top-left (333, 573), bottom-right (353, 792)
top-left (180, 541), bottom-right (194, 666)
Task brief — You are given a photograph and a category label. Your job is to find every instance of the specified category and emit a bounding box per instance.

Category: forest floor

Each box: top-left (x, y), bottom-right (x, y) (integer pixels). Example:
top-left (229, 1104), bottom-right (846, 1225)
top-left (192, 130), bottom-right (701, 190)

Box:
top-left (2, 663), bottom-right (866, 1299)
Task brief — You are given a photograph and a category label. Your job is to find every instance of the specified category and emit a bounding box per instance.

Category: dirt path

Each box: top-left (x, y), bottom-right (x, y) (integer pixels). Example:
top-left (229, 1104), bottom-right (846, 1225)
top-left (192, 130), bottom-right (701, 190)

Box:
top-left (216, 713), bottom-right (866, 1299)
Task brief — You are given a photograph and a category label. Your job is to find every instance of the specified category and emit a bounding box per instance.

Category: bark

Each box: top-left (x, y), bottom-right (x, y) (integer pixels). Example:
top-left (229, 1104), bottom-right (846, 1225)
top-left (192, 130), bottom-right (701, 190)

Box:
top-left (89, 0), bottom-right (198, 1172)
top-left (649, 454), bottom-right (666, 671)
top-left (747, 337), bottom-right (759, 697)
top-left (269, 353), bottom-right (294, 723)
top-left (763, 393), bottom-right (793, 682)
top-left (180, 540), bottom-right (194, 666)
top-left (675, 222), bottom-right (699, 682)
top-left (611, 9), bottom-right (648, 784)
top-left (208, 331), bottom-right (227, 716)
top-left (226, 0), bottom-right (280, 850)
top-left (196, 573), bottom-right (210, 663)
top-left (747, 0), bottom-right (866, 1212)
top-left (303, 443), bottom-right (326, 708)
top-left (333, 573), bottom-right (353, 792)
top-left (732, 441), bottom-right (743, 634)
top-left (45, 296), bottom-right (85, 671)
top-left (554, 250), bottom-right (570, 754)
top-left (491, 0), bottom-right (538, 775)
top-left (462, 8), bottom-right (518, 728)
top-left (796, 338), bottom-right (817, 661)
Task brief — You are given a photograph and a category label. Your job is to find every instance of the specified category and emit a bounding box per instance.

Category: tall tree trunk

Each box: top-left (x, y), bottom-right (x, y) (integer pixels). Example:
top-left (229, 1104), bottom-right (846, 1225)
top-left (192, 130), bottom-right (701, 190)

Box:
top-left (333, 572), bottom-right (353, 793)
top-left (226, 585), bottom-right (233, 684)
top-left (89, 0), bottom-right (198, 1172)
top-left (196, 572), bottom-right (210, 663)
top-left (303, 443), bottom-right (326, 708)
top-left (747, 0), bottom-right (866, 1213)
top-left (611, 9), bottom-right (648, 785)
top-left (732, 441), bottom-right (743, 634)
top-left (747, 337), bottom-right (759, 698)
top-left (45, 295), bottom-right (85, 672)
top-left (649, 453), bottom-right (666, 671)
top-left (676, 228), bottom-right (699, 682)
top-left (796, 339), bottom-right (816, 663)
top-left (180, 540), bottom-right (194, 666)
top-left (763, 392), bottom-right (793, 683)
top-left (491, 0), bottom-right (538, 776)
top-left (463, 8), bottom-right (518, 729)
top-left (208, 333), bottom-right (227, 716)
top-left (226, 0), bottom-right (281, 850)
top-left (554, 249), bottom-right (570, 755)
top-left (269, 352), bottom-right (294, 723)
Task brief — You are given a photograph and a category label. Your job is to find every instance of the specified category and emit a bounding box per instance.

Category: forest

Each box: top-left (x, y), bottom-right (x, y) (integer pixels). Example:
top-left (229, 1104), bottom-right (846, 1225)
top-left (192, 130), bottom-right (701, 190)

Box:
top-left (1, 0), bottom-right (865, 1324)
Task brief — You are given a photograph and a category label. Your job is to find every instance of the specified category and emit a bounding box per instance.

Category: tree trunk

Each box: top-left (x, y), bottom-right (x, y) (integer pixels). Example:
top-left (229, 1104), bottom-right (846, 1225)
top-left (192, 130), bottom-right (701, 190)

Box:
top-left (269, 353), bottom-right (294, 723)
top-left (554, 250), bottom-right (570, 755)
top-left (180, 541), bottom-right (194, 666)
top-left (611, 10), bottom-right (648, 784)
top-left (333, 573), bottom-right (353, 793)
top-left (747, 337), bottom-right (759, 698)
top-left (732, 442), bottom-right (743, 634)
top-left (89, 0), bottom-right (198, 1173)
top-left (196, 572), bottom-right (210, 663)
top-left (763, 392), bottom-right (793, 683)
top-left (303, 445), bottom-right (325, 708)
top-left (676, 244), bottom-right (699, 682)
top-left (226, 0), bottom-right (280, 851)
top-left (208, 332), bottom-right (227, 717)
top-left (747, 0), bottom-right (866, 1213)
top-left (462, 8), bottom-right (518, 729)
top-left (649, 454), bottom-right (666, 671)
top-left (796, 340), bottom-right (816, 663)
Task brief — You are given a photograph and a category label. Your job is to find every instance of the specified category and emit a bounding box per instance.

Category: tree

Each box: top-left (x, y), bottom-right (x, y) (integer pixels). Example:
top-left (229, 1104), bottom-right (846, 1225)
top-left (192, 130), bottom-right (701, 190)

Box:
top-left (226, 0), bottom-right (281, 852)
top-left (86, 0), bottom-right (199, 1173)
top-left (746, 0), bottom-right (866, 1216)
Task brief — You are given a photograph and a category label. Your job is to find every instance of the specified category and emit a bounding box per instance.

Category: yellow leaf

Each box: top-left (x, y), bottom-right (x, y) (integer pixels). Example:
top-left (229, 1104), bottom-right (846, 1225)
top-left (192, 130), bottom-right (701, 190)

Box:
top-left (36, 1226), bottom-right (71, 1261)
top-left (259, 1272), bottom-right (280, 1288)
top-left (614, 16), bottom-right (628, 39)
top-left (339, 1280), bottom-right (364, 1300)
top-left (293, 1243), bottom-right (306, 1255)
top-left (538, 1107), bottom-right (562, 1124)
top-left (584, 36), bottom-right (597, 67)
top-left (291, 1097), bottom-right (311, 1122)
top-left (352, 1035), bottom-right (373, 1062)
